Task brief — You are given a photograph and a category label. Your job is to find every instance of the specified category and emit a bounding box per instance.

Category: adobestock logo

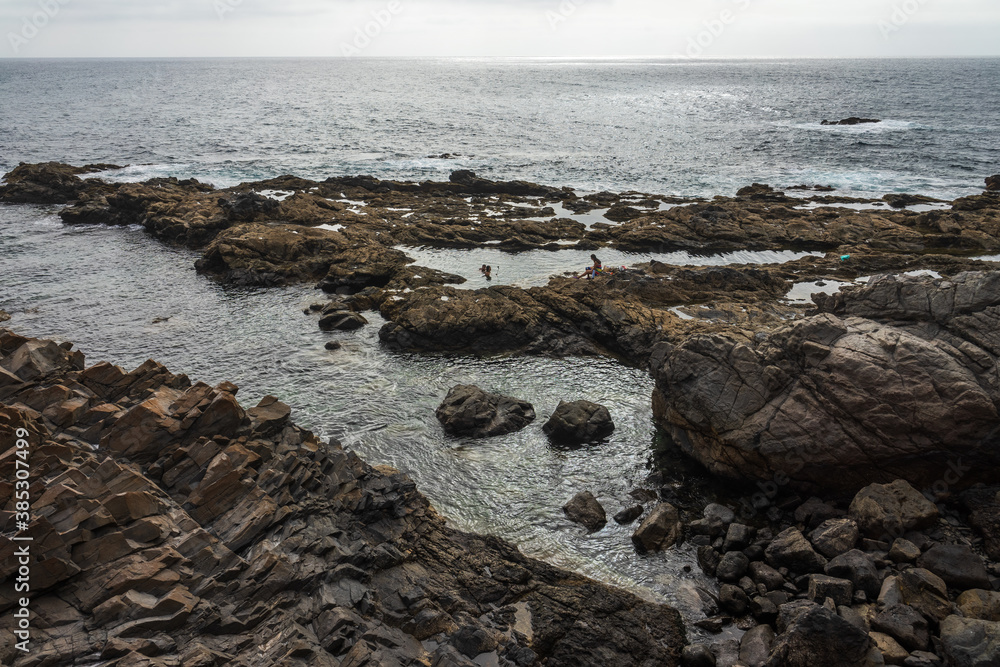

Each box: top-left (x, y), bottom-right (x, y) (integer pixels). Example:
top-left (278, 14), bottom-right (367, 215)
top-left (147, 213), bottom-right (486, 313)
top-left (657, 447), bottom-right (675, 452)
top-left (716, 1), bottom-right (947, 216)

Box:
top-left (341, 1), bottom-right (404, 57)
top-left (7, 0), bottom-right (73, 55)
top-left (681, 0), bottom-right (755, 59)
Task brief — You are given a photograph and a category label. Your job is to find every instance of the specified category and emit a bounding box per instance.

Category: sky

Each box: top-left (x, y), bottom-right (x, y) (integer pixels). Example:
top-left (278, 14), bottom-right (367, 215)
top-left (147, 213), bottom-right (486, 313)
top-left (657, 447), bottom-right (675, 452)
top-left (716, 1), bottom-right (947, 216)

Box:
top-left (3, 0), bottom-right (1000, 59)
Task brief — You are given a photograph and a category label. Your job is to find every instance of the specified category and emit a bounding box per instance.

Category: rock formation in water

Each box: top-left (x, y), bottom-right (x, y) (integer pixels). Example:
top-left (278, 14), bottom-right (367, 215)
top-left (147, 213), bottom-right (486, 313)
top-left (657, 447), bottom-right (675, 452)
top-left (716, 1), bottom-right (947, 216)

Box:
top-left (435, 385), bottom-right (536, 438)
top-left (821, 118), bottom-right (881, 126)
top-left (651, 272), bottom-right (1000, 494)
top-left (0, 330), bottom-right (686, 666)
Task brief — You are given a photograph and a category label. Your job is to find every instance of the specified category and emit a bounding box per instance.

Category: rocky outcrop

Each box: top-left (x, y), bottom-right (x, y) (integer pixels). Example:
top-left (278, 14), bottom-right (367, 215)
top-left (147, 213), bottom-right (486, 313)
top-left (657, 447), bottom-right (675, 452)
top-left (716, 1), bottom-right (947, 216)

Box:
top-left (987, 175), bottom-right (1000, 191)
top-left (821, 117), bottom-right (881, 126)
top-left (652, 272), bottom-right (1000, 493)
top-left (563, 491), bottom-right (607, 532)
top-left (434, 385), bottom-right (536, 438)
top-left (378, 266), bottom-right (797, 364)
top-left (542, 400), bottom-right (615, 444)
top-left (0, 162), bottom-right (121, 204)
top-left (0, 330), bottom-right (686, 666)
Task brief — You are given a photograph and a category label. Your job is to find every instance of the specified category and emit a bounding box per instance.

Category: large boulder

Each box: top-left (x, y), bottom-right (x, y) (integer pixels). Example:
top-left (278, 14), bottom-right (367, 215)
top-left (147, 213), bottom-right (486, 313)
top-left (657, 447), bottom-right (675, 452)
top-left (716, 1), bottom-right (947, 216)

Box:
top-left (435, 385), bottom-right (535, 438)
top-left (542, 400), bottom-right (615, 444)
top-left (849, 480), bottom-right (940, 540)
top-left (939, 616), bottom-right (1000, 667)
top-left (986, 175), bottom-right (1000, 191)
top-left (765, 605), bottom-right (877, 667)
top-left (917, 544), bottom-right (991, 590)
top-left (872, 604), bottom-right (930, 651)
top-left (651, 273), bottom-right (1000, 493)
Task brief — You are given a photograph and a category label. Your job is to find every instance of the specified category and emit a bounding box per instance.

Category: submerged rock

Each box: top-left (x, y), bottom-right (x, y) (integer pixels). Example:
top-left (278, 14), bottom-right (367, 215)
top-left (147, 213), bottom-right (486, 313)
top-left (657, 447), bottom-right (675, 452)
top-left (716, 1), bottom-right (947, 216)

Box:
top-left (435, 385), bottom-right (536, 438)
top-left (542, 400), bottom-right (615, 445)
top-left (563, 491), bottom-right (607, 532)
top-left (0, 330), bottom-right (688, 666)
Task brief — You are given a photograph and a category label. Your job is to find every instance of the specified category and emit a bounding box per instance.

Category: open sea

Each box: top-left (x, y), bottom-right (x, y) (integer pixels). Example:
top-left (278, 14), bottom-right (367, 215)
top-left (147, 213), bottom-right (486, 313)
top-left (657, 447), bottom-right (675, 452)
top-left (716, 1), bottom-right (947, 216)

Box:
top-left (2, 57), bottom-right (999, 637)
top-left (1, 57), bottom-right (998, 198)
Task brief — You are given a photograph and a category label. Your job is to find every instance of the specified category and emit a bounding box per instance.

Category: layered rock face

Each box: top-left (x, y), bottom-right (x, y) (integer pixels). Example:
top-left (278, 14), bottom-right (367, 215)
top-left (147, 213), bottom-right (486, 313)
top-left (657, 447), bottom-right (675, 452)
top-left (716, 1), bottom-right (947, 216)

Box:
top-left (0, 330), bottom-right (686, 666)
top-left (651, 272), bottom-right (1000, 493)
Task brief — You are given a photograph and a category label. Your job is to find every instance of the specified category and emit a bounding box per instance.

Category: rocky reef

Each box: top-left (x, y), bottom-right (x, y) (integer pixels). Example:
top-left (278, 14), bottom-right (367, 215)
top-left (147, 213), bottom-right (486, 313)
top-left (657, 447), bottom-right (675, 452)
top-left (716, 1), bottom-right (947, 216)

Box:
top-left (0, 331), bottom-right (686, 666)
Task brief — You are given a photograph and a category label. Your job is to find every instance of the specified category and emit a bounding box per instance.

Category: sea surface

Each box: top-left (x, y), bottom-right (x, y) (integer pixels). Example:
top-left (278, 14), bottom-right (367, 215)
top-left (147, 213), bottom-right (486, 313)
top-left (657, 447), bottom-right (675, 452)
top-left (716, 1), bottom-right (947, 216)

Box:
top-left (1, 57), bottom-right (998, 198)
top-left (2, 58), bottom-right (999, 635)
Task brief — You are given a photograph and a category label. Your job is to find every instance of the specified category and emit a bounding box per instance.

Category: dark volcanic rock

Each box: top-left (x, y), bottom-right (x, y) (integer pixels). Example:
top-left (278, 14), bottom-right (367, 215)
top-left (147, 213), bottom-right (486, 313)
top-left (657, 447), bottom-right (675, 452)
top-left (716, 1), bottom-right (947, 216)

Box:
top-left (821, 117), bottom-right (881, 125)
top-left (873, 604), bottom-right (931, 651)
top-left (614, 505), bottom-right (644, 525)
top-left (651, 272), bottom-right (1000, 493)
top-left (939, 616), bottom-right (1000, 667)
top-left (917, 544), bottom-right (991, 590)
top-left (448, 169), bottom-right (563, 198)
top-left (542, 400), bottom-right (615, 445)
top-left (825, 550), bottom-right (881, 599)
top-left (849, 480), bottom-right (940, 539)
top-left (632, 503), bottom-right (683, 553)
top-left (219, 191), bottom-right (281, 221)
top-left (319, 310), bottom-right (368, 332)
top-left (0, 330), bottom-right (687, 666)
top-left (0, 161), bottom-right (120, 204)
top-left (765, 605), bottom-right (876, 667)
top-left (435, 384), bottom-right (536, 438)
top-left (765, 528), bottom-right (828, 574)
top-left (563, 491), bottom-right (608, 532)
top-left (987, 175), bottom-right (1000, 191)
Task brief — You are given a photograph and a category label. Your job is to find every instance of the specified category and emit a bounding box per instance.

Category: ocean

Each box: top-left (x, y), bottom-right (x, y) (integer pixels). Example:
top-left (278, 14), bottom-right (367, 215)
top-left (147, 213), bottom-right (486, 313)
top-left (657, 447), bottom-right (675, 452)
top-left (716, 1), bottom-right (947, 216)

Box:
top-left (1, 57), bottom-right (998, 197)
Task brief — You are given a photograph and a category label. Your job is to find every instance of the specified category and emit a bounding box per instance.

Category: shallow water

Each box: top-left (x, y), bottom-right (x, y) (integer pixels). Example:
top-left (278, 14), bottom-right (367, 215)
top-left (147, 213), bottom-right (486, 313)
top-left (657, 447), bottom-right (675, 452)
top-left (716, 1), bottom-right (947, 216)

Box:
top-left (401, 246), bottom-right (823, 288)
top-left (0, 204), bottom-right (720, 625)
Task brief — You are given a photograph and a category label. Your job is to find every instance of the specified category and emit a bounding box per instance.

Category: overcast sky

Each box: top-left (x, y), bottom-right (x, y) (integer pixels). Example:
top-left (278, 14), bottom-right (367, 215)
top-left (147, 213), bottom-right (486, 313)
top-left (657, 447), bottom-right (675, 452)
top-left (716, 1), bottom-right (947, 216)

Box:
top-left (3, 0), bottom-right (999, 58)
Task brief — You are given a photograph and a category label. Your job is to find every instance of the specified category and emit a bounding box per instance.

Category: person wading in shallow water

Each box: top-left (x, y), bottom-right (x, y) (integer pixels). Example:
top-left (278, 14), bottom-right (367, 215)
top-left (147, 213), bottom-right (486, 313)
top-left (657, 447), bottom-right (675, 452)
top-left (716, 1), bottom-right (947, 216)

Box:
top-left (480, 264), bottom-right (492, 280)
top-left (576, 254), bottom-right (602, 279)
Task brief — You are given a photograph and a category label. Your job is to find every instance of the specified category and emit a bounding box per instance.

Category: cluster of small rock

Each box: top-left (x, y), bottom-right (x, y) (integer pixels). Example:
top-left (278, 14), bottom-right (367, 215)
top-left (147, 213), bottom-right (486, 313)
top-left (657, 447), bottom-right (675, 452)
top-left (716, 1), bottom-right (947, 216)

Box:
top-left (0, 332), bottom-right (686, 666)
top-left (671, 480), bottom-right (1000, 667)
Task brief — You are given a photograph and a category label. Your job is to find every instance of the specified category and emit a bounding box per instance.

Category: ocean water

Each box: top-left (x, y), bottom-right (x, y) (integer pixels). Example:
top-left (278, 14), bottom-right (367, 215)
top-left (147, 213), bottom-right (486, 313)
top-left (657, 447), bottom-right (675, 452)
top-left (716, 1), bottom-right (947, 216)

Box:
top-left (1, 57), bottom-right (998, 198)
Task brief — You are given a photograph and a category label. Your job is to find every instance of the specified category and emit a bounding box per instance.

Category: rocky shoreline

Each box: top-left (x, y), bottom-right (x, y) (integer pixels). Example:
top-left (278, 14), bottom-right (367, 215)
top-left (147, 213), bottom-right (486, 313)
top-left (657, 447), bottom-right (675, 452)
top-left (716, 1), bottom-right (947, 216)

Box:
top-left (0, 331), bottom-right (685, 666)
top-left (3, 162), bottom-right (1000, 665)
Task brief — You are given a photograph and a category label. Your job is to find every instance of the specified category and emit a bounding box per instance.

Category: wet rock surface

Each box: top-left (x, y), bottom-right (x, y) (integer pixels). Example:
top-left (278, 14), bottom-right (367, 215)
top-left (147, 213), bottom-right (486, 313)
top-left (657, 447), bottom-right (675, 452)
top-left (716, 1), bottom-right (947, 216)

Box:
top-left (0, 331), bottom-right (686, 666)
top-left (542, 400), bottom-right (615, 445)
top-left (434, 385), bottom-right (536, 439)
